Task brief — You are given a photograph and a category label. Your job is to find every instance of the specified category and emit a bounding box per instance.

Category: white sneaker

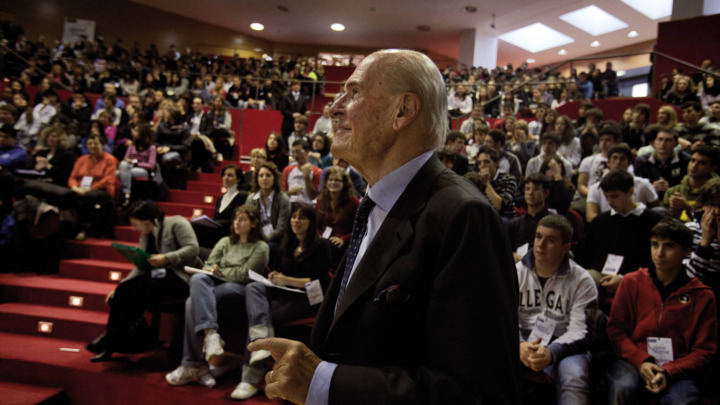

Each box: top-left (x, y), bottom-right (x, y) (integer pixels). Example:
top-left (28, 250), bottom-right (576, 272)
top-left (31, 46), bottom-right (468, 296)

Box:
top-left (166, 365), bottom-right (216, 387)
top-left (209, 353), bottom-right (239, 377)
top-left (230, 382), bottom-right (258, 400)
top-left (203, 332), bottom-right (225, 363)
top-left (249, 349), bottom-right (272, 366)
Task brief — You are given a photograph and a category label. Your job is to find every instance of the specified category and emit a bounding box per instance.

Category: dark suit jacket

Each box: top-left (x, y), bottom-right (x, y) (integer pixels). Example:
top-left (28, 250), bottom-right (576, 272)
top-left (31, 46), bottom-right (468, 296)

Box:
top-left (280, 92), bottom-right (309, 137)
top-left (309, 156), bottom-right (520, 404)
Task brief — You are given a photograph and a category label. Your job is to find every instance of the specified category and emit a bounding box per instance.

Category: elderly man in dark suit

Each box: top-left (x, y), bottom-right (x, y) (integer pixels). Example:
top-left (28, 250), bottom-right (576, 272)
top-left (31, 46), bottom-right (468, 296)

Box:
top-left (249, 49), bottom-right (519, 404)
top-left (280, 80), bottom-right (310, 142)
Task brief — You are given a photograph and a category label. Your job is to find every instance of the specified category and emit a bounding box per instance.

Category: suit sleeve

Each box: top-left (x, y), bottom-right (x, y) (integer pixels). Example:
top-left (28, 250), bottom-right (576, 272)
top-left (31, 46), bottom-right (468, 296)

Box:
top-left (328, 199), bottom-right (520, 404)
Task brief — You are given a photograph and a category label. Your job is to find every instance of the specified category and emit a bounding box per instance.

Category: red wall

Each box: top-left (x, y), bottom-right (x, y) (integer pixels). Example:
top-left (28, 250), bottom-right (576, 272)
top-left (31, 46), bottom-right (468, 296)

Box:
top-left (654, 14), bottom-right (720, 92)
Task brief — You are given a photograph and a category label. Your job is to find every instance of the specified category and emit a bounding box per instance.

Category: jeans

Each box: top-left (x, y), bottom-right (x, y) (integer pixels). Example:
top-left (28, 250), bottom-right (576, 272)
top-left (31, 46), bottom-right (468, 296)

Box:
top-left (181, 273), bottom-right (247, 367)
top-left (116, 160), bottom-right (149, 194)
top-left (607, 358), bottom-right (702, 405)
top-left (544, 352), bottom-right (591, 405)
top-left (161, 151), bottom-right (182, 167)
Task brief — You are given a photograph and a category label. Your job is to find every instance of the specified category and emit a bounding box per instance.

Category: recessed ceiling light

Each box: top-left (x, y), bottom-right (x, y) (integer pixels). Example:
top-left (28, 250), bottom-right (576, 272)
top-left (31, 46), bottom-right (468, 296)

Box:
top-left (558, 49), bottom-right (567, 55)
top-left (526, 58), bottom-right (536, 64)
top-left (499, 23), bottom-right (574, 53)
top-left (276, 5), bottom-right (288, 12)
top-left (560, 5), bottom-right (628, 36)
top-left (253, 48), bottom-right (263, 52)
top-left (250, 23), bottom-right (264, 31)
top-left (331, 23), bottom-right (345, 31)
top-left (591, 41), bottom-right (601, 47)
top-left (464, 5), bottom-right (477, 13)
top-left (620, 0), bottom-right (672, 20)
top-left (627, 30), bottom-right (639, 38)
top-left (416, 25), bottom-right (431, 32)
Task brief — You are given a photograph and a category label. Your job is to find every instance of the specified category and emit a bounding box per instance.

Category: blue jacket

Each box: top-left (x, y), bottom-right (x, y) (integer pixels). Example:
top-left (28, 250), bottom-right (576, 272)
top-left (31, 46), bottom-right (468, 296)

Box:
top-left (0, 145), bottom-right (28, 172)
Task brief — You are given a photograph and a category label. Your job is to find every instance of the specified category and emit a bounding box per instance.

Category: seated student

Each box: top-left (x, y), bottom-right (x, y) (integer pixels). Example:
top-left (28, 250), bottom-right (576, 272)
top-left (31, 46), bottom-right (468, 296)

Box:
top-left (484, 128), bottom-right (522, 182)
top-left (517, 215), bottom-right (598, 404)
top-left (508, 173), bottom-right (553, 262)
top-left (156, 107), bottom-right (192, 169)
top-left (527, 103), bottom-right (547, 139)
top-left (576, 107), bottom-right (603, 160)
top-left (315, 166), bottom-right (359, 267)
top-left (444, 130), bottom-right (469, 175)
top-left (686, 179), bottom-right (720, 332)
top-left (580, 170), bottom-right (664, 297)
top-left (87, 200), bottom-right (203, 362)
top-left (0, 126), bottom-right (27, 174)
top-left (573, 121), bottom-right (623, 214)
top-left (231, 203), bottom-right (332, 400)
top-left (587, 144), bottom-right (660, 223)
top-left (540, 156), bottom-right (574, 215)
top-left (525, 132), bottom-right (573, 183)
top-left (286, 115), bottom-right (311, 149)
top-left (506, 119), bottom-right (539, 172)
top-left (606, 219), bottom-right (717, 405)
top-left (68, 133), bottom-right (118, 240)
top-left (459, 103), bottom-right (487, 136)
top-left (282, 139), bottom-right (321, 204)
top-left (116, 123), bottom-right (159, 208)
top-left (664, 145), bottom-right (720, 221)
top-left (166, 204), bottom-right (269, 388)
top-left (677, 102), bottom-right (718, 149)
top-left (265, 131), bottom-right (289, 173)
top-left (634, 128), bottom-right (691, 201)
top-left (191, 165), bottom-right (248, 248)
top-left (318, 156), bottom-right (365, 197)
top-left (555, 115), bottom-right (581, 169)
top-left (242, 148), bottom-right (267, 192)
top-left (466, 146), bottom-right (517, 220)
top-left (245, 162), bottom-right (291, 246)
top-left (27, 126), bottom-right (76, 186)
top-left (465, 121), bottom-right (489, 162)
top-left (308, 132), bottom-right (333, 169)
top-left (621, 103), bottom-right (650, 151)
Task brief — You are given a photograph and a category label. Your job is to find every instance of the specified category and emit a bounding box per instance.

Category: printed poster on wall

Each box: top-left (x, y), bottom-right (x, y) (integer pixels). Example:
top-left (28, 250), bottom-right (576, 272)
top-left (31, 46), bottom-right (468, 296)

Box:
top-left (62, 18), bottom-right (95, 46)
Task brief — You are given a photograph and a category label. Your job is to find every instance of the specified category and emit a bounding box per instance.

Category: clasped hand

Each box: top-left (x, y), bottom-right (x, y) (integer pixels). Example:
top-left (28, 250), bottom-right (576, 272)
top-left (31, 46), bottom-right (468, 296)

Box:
top-left (519, 338), bottom-right (553, 372)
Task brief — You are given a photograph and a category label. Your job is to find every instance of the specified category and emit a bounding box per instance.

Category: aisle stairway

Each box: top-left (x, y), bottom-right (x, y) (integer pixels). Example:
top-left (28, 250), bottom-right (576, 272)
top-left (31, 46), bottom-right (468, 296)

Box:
top-left (0, 171), bottom-right (283, 405)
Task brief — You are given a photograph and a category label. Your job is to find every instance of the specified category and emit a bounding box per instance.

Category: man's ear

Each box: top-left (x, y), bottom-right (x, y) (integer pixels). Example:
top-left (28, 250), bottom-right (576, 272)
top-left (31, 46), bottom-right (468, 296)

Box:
top-left (393, 93), bottom-right (420, 131)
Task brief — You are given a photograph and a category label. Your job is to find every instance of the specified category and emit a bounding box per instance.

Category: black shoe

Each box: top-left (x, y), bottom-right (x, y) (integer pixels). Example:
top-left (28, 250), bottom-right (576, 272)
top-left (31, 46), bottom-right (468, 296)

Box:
top-left (90, 350), bottom-right (114, 362)
top-left (86, 332), bottom-right (110, 354)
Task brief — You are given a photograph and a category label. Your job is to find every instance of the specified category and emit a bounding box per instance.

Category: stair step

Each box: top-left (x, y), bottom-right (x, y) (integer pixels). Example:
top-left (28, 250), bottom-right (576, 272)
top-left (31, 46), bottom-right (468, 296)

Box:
top-left (188, 171), bottom-right (223, 182)
top-left (156, 202), bottom-right (214, 217)
top-left (59, 259), bottom-right (133, 284)
top-left (0, 381), bottom-right (66, 405)
top-left (0, 302), bottom-right (107, 342)
top-left (113, 225), bottom-right (137, 243)
top-left (184, 181), bottom-right (224, 194)
top-left (167, 189), bottom-right (221, 205)
top-left (0, 274), bottom-right (114, 312)
top-left (63, 239), bottom-right (138, 263)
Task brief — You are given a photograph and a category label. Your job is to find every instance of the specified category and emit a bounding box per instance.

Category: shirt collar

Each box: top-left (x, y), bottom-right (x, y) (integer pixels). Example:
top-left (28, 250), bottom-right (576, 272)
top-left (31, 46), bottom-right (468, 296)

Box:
top-left (521, 250), bottom-right (571, 276)
top-left (611, 202), bottom-right (646, 217)
top-left (366, 150), bottom-right (434, 213)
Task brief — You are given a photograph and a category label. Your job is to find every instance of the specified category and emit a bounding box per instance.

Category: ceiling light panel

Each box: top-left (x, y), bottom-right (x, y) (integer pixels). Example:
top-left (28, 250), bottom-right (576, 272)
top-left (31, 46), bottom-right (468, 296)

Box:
top-left (498, 23), bottom-right (574, 53)
top-left (560, 5), bottom-right (628, 36)
top-left (620, 0), bottom-right (673, 20)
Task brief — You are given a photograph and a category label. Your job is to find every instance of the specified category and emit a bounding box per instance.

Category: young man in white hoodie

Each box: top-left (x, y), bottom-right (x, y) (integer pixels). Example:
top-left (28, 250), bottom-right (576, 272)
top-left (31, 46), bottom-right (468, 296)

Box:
top-left (517, 214), bottom-right (598, 404)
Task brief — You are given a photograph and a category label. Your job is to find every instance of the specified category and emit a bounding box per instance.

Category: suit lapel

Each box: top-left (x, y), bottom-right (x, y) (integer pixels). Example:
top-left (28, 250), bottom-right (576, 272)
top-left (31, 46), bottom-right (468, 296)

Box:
top-left (319, 157), bottom-right (444, 343)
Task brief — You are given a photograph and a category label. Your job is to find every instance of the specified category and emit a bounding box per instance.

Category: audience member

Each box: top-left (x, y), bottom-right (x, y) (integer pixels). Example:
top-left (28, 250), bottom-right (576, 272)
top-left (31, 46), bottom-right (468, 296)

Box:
top-left (467, 146), bottom-right (517, 220)
top-left (312, 103), bottom-right (333, 135)
top-left (245, 161), bottom-right (291, 245)
top-left (279, 80), bottom-right (309, 141)
top-left (484, 128), bottom-right (522, 182)
top-left (507, 173), bottom-right (553, 260)
top-left (677, 102), bottom-right (717, 148)
top-left (664, 145), bottom-right (720, 221)
top-left (459, 103), bottom-right (486, 136)
top-left (264, 131), bottom-right (289, 172)
top-left (315, 166), bottom-right (359, 267)
top-left (27, 126), bottom-right (76, 186)
top-left (606, 219), bottom-right (717, 404)
top-left (506, 119), bottom-right (538, 171)
top-left (517, 215), bottom-right (597, 404)
top-left (191, 165), bottom-right (248, 248)
top-left (622, 103), bottom-right (650, 151)
top-left (663, 75), bottom-right (700, 106)
top-left (635, 128), bottom-right (691, 200)
top-left (282, 139), bottom-right (321, 204)
top-left (308, 132), bottom-right (333, 169)
top-left (525, 132), bottom-right (572, 183)
top-left (166, 204), bottom-right (269, 388)
top-left (116, 123), bottom-right (158, 207)
top-left (287, 115), bottom-right (311, 149)
top-left (444, 130), bottom-right (469, 175)
top-left (555, 115), bottom-right (581, 168)
top-left (0, 127), bottom-right (28, 173)
top-left (86, 200), bottom-right (203, 362)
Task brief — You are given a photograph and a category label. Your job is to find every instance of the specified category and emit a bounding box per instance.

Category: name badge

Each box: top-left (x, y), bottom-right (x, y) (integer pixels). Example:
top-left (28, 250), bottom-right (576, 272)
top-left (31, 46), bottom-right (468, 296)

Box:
top-left (305, 279), bottom-right (324, 306)
top-left (151, 268), bottom-right (166, 279)
top-left (647, 337), bottom-right (673, 366)
top-left (602, 254), bottom-right (624, 275)
top-left (516, 243), bottom-right (529, 257)
top-left (322, 226), bottom-right (333, 239)
top-left (80, 176), bottom-right (93, 189)
top-left (528, 314), bottom-right (556, 346)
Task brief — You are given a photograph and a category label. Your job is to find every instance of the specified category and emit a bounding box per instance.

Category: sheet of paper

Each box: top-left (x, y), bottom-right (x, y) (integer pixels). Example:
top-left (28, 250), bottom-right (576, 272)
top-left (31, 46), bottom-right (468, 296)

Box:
top-left (647, 337), bottom-right (673, 366)
top-left (322, 226), bottom-right (333, 239)
top-left (516, 243), bottom-right (529, 257)
top-left (80, 176), bottom-right (93, 189)
top-left (601, 254), bottom-right (624, 275)
top-left (248, 270), bottom-right (306, 294)
top-left (305, 279), bottom-right (324, 306)
top-left (184, 266), bottom-right (226, 281)
top-left (528, 315), bottom-right (556, 346)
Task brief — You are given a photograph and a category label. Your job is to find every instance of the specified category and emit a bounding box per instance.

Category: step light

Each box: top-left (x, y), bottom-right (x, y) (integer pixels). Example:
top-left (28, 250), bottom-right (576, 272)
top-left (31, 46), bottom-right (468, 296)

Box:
top-left (68, 296), bottom-right (84, 307)
top-left (38, 321), bottom-right (53, 334)
top-left (204, 196), bottom-right (214, 204)
top-left (193, 209), bottom-right (203, 217)
top-left (220, 187), bottom-right (227, 194)
top-left (109, 271), bottom-right (122, 281)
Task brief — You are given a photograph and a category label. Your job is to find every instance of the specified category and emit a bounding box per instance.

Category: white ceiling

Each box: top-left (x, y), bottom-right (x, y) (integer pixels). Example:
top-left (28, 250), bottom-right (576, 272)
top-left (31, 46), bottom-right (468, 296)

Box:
top-left (128, 0), bottom-right (670, 68)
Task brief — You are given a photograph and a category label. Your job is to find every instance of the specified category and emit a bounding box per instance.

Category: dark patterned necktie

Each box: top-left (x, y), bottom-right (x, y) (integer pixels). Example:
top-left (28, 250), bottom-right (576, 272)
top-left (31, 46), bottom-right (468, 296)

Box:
top-left (335, 196), bottom-right (376, 308)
